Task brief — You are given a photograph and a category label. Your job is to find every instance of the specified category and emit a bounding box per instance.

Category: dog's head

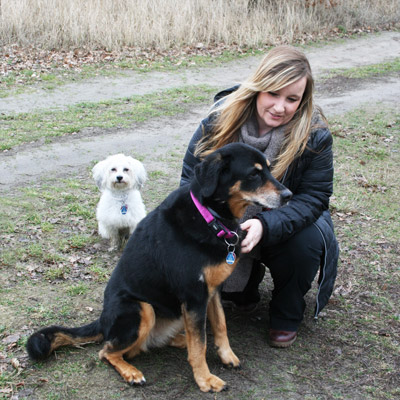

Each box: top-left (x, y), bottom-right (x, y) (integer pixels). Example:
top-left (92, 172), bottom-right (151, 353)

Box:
top-left (92, 154), bottom-right (147, 192)
top-left (191, 143), bottom-right (292, 219)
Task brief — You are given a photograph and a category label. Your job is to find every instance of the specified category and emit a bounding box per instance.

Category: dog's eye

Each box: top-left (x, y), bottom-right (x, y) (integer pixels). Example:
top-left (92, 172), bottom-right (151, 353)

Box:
top-left (249, 170), bottom-right (259, 179)
top-left (111, 168), bottom-right (117, 172)
top-left (123, 168), bottom-right (129, 172)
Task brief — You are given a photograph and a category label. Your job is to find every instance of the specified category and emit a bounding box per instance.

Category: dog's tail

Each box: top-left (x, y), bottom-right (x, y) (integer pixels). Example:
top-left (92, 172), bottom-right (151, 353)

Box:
top-left (26, 319), bottom-right (103, 361)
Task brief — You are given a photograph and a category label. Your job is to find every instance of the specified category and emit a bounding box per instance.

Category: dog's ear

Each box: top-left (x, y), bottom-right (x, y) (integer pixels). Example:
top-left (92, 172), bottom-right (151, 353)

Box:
top-left (127, 157), bottom-right (147, 189)
top-left (194, 152), bottom-right (227, 198)
top-left (92, 159), bottom-right (107, 191)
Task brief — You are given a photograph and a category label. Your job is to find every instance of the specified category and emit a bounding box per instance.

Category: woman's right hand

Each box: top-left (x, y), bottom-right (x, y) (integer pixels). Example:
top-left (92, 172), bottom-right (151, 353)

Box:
top-left (240, 219), bottom-right (263, 254)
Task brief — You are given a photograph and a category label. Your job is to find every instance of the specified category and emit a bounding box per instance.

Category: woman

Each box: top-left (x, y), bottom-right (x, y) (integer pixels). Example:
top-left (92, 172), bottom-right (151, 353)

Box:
top-left (180, 46), bottom-right (339, 348)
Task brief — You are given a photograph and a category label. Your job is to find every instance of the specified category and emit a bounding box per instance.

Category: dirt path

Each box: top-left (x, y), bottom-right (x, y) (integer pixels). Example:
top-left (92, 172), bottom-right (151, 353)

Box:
top-left (1, 31), bottom-right (400, 190)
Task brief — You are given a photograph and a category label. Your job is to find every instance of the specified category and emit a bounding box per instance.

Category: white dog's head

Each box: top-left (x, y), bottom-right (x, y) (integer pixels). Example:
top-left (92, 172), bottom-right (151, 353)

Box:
top-left (92, 154), bottom-right (147, 192)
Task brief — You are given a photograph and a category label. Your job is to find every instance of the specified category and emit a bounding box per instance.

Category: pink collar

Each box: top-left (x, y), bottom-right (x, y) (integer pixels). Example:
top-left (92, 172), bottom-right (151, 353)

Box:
top-left (190, 191), bottom-right (235, 239)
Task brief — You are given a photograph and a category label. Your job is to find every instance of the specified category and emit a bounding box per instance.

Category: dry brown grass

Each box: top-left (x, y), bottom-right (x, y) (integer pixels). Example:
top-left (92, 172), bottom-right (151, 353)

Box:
top-left (0, 0), bottom-right (399, 50)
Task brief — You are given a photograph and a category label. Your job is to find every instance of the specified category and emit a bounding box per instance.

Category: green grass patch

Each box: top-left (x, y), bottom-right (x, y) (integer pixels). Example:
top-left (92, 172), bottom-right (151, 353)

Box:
top-left (67, 283), bottom-right (90, 296)
top-left (0, 84), bottom-right (216, 150)
top-left (322, 57), bottom-right (400, 80)
top-left (331, 108), bottom-right (400, 234)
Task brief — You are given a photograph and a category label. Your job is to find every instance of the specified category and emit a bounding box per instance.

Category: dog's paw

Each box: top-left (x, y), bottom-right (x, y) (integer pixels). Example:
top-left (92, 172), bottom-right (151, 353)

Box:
top-left (120, 366), bottom-right (146, 386)
top-left (196, 373), bottom-right (227, 393)
top-left (107, 242), bottom-right (119, 252)
top-left (100, 349), bottom-right (146, 386)
top-left (218, 347), bottom-right (241, 369)
top-left (223, 361), bottom-right (242, 370)
top-left (127, 374), bottom-right (146, 386)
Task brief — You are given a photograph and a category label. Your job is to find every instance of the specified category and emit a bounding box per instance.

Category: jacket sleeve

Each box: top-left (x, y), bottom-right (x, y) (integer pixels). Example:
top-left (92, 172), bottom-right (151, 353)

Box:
top-left (257, 128), bottom-right (334, 246)
top-left (179, 120), bottom-right (205, 187)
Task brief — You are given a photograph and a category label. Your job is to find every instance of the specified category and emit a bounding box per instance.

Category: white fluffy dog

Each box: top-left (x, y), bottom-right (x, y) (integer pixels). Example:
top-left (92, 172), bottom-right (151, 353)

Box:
top-left (92, 154), bottom-right (147, 249)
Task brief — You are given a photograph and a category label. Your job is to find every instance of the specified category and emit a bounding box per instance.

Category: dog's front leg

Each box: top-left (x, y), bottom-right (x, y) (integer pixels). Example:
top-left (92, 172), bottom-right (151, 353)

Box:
top-left (182, 306), bottom-right (227, 392)
top-left (207, 292), bottom-right (241, 368)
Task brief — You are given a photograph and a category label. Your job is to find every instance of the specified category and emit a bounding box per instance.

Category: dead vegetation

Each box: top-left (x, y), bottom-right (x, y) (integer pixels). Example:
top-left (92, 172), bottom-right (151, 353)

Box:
top-left (0, 0), bottom-right (399, 50)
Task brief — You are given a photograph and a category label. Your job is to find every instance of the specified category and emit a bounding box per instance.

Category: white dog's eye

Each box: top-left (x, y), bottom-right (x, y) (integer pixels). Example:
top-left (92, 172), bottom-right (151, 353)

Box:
top-left (111, 168), bottom-right (117, 172)
top-left (123, 168), bottom-right (129, 172)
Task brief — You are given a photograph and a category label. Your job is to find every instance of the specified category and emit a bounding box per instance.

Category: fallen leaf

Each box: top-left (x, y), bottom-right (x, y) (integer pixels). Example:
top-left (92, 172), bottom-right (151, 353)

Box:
top-left (11, 358), bottom-right (20, 369)
top-left (2, 333), bottom-right (20, 345)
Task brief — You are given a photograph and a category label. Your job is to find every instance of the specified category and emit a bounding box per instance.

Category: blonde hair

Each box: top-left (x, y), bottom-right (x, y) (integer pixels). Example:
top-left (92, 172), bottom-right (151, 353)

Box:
top-left (195, 45), bottom-right (319, 180)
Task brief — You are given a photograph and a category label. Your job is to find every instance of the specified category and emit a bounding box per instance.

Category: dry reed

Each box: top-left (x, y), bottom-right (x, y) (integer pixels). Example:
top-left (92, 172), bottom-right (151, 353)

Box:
top-left (0, 0), bottom-right (399, 50)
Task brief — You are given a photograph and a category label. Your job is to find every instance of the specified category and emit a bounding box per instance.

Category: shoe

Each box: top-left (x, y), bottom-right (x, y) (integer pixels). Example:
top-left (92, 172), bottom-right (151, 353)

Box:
top-left (269, 329), bottom-right (297, 348)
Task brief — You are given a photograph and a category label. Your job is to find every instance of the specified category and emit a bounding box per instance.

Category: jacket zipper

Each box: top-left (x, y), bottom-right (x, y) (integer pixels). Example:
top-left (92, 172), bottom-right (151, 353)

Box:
top-left (313, 222), bottom-right (328, 319)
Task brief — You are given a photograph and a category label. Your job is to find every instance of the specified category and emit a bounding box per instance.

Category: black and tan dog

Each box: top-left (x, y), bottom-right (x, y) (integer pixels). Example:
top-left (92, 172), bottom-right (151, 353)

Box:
top-left (26, 143), bottom-right (292, 392)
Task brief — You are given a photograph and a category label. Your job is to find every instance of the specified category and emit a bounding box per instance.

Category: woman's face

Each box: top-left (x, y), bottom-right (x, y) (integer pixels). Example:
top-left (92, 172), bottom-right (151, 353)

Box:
top-left (255, 76), bottom-right (307, 135)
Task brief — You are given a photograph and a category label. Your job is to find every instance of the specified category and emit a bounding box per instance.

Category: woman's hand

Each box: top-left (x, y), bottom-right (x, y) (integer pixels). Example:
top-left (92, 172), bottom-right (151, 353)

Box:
top-left (240, 219), bottom-right (263, 254)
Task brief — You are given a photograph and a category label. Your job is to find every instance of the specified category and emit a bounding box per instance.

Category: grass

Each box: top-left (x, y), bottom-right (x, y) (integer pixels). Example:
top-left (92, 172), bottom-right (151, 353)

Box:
top-left (322, 57), bottom-right (400, 79)
top-left (1, 0), bottom-right (398, 50)
top-left (0, 66), bottom-right (117, 99)
top-left (0, 84), bottom-right (216, 151)
top-left (2, 56), bottom-right (400, 152)
top-left (0, 104), bottom-right (399, 399)
top-left (0, 28), bottom-right (399, 397)
top-left (2, 37), bottom-right (400, 102)
top-left (0, 48), bottom-right (258, 99)
top-left (1, 0), bottom-right (399, 102)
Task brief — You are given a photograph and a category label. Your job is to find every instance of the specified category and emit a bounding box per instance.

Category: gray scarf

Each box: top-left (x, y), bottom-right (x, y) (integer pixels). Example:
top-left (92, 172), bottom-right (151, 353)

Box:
top-left (239, 113), bottom-right (286, 164)
top-left (222, 115), bottom-right (286, 293)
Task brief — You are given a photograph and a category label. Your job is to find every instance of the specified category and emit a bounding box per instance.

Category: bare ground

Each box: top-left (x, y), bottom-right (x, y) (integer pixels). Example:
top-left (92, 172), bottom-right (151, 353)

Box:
top-left (0, 32), bottom-right (399, 400)
top-left (1, 31), bottom-right (400, 190)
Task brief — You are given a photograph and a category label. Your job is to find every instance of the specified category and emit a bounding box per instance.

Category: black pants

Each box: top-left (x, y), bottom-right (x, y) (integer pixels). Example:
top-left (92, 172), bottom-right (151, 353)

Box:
top-left (260, 223), bottom-right (324, 331)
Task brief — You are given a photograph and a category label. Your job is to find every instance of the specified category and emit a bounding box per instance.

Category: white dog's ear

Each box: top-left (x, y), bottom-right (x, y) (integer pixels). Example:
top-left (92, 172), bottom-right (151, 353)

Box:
top-left (92, 159), bottom-right (107, 191)
top-left (128, 157), bottom-right (147, 189)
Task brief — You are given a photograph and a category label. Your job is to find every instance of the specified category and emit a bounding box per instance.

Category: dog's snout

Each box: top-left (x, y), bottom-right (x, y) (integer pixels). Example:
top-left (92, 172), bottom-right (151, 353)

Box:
top-left (280, 189), bottom-right (292, 204)
top-left (116, 175), bottom-right (123, 182)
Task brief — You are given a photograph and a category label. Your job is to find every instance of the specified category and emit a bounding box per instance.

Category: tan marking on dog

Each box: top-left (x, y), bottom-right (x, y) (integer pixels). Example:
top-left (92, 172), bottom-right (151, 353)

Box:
top-left (266, 159), bottom-right (271, 167)
top-left (252, 180), bottom-right (280, 197)
top-left (228, 181), bottom-right (250, 218)
top-left (169, 332), bottom-right (187, 348)
top-left (254, 162), bottom-right (263, 170)
top-left (203, 260), bottom-right (238, 294)
top-left (99, 302), bottom-right (155, 384)
top-left (101, 347), bottom-right (145, 384)
top-left (230, 180), bottom-right (283, 212)
top-left (51, 333), bottom-right (103, 353)
top-left (207, 293), bottom-right (240, 367)
top-left (262, 180), bottom-right (277, 192)
top-left (182, 307), bottom-right (227, 392)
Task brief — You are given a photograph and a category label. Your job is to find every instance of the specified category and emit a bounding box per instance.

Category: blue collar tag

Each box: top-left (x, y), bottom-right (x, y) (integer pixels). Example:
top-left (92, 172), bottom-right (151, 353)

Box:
top-left (121, 205), bottom-right (128, 215)
top-left (226, 251), bottom-right (236, 265)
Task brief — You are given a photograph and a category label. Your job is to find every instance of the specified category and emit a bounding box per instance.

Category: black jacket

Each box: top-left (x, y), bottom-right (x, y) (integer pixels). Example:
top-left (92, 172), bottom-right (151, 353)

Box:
top-left (180, 87), bottom-right (339, 316)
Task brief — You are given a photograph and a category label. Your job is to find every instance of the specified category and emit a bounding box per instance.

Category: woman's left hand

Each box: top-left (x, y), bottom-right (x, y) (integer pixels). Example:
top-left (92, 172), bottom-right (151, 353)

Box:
top-left (240, 219), bottom-right (263, 254)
